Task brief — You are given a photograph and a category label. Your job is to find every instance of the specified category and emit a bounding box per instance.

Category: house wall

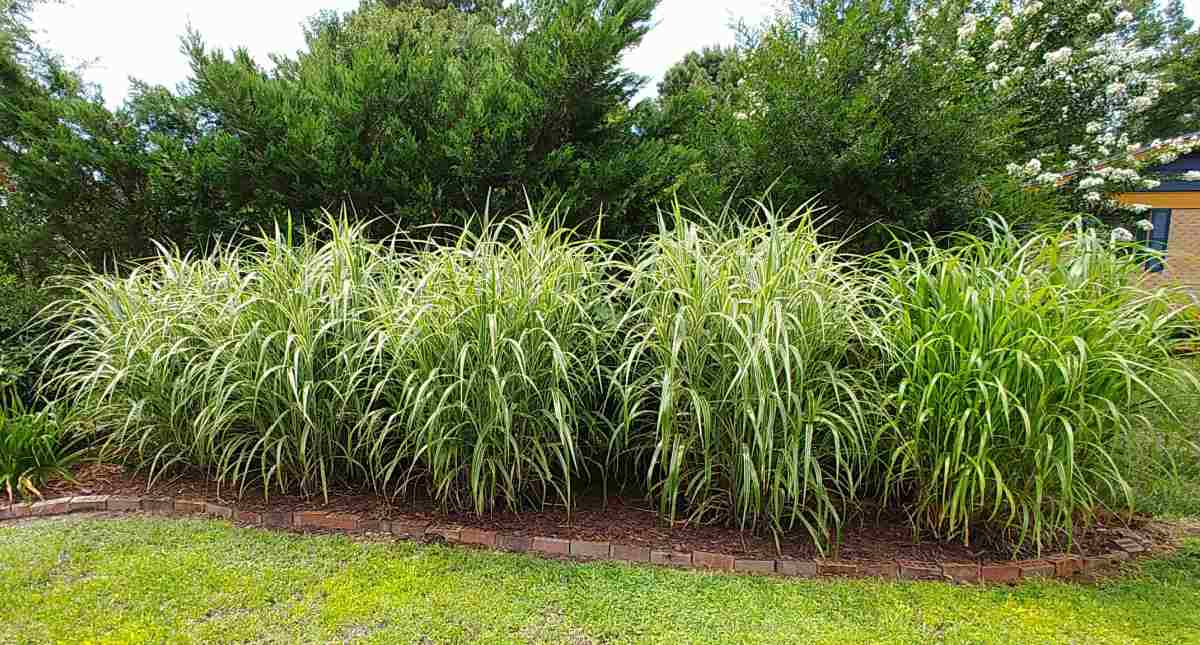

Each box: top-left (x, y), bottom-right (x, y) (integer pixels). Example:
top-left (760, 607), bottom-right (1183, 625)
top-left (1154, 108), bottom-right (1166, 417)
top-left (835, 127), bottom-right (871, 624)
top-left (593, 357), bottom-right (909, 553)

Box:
top-left (1116, 192), bottom-right (1200, 296)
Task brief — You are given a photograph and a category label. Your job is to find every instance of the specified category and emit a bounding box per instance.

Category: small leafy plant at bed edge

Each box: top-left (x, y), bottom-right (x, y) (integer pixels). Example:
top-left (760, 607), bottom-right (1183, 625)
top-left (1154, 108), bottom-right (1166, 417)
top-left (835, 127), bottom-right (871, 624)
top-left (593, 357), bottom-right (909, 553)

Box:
top-left (0, 389), bottom-right (84, 503)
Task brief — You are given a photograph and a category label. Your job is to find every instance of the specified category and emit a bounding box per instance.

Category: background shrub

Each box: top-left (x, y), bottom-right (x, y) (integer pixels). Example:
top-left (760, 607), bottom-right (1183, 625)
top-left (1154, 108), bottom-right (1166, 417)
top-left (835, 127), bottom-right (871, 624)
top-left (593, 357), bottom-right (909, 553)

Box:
top-left (877, 220), bottom-right (1198, 552)
top-left (609, 202), bottom-right (882, 548)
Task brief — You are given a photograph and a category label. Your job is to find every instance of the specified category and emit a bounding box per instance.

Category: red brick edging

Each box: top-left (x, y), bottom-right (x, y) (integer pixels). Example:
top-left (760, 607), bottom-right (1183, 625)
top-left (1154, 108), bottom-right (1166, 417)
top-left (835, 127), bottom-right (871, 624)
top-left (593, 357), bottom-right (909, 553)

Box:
top-left (0, 495), bottom-right (1153, 585)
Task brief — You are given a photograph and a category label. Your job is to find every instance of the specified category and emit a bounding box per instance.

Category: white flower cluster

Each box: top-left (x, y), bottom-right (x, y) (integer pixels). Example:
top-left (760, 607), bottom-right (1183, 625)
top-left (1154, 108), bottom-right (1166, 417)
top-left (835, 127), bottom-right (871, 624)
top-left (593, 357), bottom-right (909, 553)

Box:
top-left (1094, 166), bottom-right (1139, 182)
top-left (958, 13), bottom-right (978, 43)
top-left (1110, 226), bottom-right (1133, 242)
top-left (966, 1), bottom-right (1199, 216)
top-left (1043, 47), bottom-right (1072, 67)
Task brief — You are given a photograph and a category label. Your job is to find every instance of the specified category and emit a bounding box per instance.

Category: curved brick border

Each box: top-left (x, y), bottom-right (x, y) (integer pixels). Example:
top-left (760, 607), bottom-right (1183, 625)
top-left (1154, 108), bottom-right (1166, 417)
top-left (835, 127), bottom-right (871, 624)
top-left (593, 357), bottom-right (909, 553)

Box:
top-left (0, 495), bottom-right (1157, 585)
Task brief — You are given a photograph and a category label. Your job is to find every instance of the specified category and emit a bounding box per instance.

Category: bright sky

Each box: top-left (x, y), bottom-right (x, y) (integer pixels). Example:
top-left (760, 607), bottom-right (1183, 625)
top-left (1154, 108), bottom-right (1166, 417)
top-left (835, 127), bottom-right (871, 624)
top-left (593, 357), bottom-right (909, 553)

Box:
top-left (28, 0), bottom-right (1200, 107)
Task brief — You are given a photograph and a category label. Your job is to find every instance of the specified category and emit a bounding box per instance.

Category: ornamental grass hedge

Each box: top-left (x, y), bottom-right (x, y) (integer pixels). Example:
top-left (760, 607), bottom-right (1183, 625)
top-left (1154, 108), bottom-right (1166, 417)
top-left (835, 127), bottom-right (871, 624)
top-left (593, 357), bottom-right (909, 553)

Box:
top-left (38, 208), bottom-right (1198, 553)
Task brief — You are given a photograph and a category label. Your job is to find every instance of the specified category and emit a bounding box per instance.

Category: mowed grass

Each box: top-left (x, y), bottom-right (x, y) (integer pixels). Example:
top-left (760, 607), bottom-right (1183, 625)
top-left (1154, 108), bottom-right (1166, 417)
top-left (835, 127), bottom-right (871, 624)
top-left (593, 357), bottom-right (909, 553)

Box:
top-left (0, 516), bottom-right (1198, 644)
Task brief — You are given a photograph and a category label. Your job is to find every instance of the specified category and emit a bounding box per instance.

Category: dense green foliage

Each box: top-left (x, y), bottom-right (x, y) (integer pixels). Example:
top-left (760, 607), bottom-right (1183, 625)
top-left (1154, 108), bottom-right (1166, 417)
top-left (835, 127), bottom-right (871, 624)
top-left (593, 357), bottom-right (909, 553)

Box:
top-left (0, 0), bottom-right (666, 275)
top-left (43, 214), bottom-right (619, 511)
top-left (1136, 30), bottom-right (1200, 140)
top-left (878, 221), bottom-right (1196, 550)
top-left (352, 213), bottom-right (620, 512)
top-left (2, 0), bottom-right (1199, 555)
top-left (1127, 358), bottom-right (1200, 517)
top-left (41, 207), bottom-right (1199, 552)
top-left (610, 203), bottom-right (879, 544)
top-left (0, 390), bottom-right (81, 502)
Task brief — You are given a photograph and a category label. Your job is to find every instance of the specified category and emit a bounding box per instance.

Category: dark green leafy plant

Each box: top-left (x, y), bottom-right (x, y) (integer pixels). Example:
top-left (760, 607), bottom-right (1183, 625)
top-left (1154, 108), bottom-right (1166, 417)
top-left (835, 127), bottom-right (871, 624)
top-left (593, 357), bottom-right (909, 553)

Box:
top-left (0, 390), bottom-right (82, 502)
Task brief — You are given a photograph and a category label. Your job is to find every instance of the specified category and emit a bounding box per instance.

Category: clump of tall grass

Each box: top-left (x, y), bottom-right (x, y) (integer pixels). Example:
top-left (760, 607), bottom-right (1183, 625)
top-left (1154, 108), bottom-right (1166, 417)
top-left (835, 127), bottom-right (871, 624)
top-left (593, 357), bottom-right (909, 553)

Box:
top-left (42, 216), bottom-right (384, 497)
top-left (351, 215), bottom-right (621, 513)
top-left (609, 202), bottom-right (881, 548)
top-left (877, 219), bottom-right (1199, 552)
top-left (41, 211), bottom-right (618, 512)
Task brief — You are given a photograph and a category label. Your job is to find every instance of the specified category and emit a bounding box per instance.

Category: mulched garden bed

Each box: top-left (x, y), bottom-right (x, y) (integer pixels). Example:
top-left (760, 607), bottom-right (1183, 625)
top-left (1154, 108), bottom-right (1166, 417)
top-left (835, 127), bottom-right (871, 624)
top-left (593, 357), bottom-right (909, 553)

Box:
top-left (28, 463), bottom-right (1153, 565)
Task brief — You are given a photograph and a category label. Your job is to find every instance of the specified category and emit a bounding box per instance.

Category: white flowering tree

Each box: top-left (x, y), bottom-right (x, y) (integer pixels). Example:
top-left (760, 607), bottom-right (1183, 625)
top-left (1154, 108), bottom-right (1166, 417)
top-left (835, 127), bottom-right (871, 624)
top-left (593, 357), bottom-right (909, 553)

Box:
top-left (949, 0), bottom-right (1198, 224)
top-left (653, 0), bottom-right (1195, 243)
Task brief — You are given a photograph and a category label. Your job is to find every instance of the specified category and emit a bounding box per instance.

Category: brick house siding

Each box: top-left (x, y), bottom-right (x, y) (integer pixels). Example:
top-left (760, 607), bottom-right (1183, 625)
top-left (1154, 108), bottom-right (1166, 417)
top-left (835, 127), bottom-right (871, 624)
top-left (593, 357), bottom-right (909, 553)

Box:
top-left (1130, 205), bottom-right (1200, 298)
top-left (1113, 146), bottom-right (1200, 299)
top-left (1113, 189), bottom-right (1200, 298)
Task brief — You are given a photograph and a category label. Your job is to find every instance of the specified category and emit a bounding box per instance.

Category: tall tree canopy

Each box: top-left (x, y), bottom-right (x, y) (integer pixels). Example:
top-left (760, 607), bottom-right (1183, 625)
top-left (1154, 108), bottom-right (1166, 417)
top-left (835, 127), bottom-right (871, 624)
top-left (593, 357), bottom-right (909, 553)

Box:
top-left (0, 0), bottom-right (671, 285)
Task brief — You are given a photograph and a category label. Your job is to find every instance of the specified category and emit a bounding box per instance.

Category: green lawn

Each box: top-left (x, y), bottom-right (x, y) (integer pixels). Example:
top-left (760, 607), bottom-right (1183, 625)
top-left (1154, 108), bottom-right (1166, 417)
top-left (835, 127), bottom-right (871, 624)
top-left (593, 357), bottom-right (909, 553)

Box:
top-left (1, 516), bottom-right (1199, 644)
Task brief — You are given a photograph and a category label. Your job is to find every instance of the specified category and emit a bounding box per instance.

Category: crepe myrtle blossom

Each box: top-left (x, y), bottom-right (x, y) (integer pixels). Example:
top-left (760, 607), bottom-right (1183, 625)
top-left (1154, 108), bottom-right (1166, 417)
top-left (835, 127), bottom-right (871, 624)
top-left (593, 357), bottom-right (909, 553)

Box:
top-left (1098, 167), bottom-right (1139, 182)
top-left (985, 3), bottom-right (1190, 218)
top-left (1136, 219), bottom-right (1154, 232)
top-left (958, 13), bottom-right (978, 42)
top-left (902, 43), bottom-right (922, 57)
top-left (1036, 172), bottom-right (1061, 185)
top-left (1124, 203), bottom-right (1151, 214)
top-left (1184, 171), bottom-right (1200, 181)
top-left (1043, 47), bottom-right (1072, 67)
top-left (1110, 227), bottom-right (1134, 243)
top-left (1141, 179), bottom-right (1160, 190)
top-left (1115, 11), bottom-right (1134, 26)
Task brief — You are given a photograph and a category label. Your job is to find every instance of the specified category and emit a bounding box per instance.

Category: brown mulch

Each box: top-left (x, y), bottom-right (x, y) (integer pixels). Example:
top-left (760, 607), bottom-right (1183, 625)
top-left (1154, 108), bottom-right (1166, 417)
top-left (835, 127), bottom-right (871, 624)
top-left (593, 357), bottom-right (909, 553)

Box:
top-left (32, 463), bottom-right (1134, 564)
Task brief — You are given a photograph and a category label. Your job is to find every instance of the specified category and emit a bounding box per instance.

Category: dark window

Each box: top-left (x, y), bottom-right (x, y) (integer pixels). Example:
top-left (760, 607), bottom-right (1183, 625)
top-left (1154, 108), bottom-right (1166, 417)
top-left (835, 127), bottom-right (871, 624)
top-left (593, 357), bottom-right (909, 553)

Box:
top-left (1141, 209), bottom-right (1172, 273)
